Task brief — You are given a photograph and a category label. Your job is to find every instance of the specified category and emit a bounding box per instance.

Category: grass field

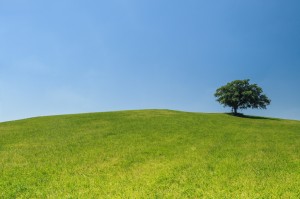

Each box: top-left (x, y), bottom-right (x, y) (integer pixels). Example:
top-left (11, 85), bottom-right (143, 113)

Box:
top-left (1, 109), bottom-right (300, 198)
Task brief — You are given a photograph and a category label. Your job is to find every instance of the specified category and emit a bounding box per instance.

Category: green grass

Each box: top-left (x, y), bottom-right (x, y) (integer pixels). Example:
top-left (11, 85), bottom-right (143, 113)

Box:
top-left (1, 109), bottom-right (300, 198)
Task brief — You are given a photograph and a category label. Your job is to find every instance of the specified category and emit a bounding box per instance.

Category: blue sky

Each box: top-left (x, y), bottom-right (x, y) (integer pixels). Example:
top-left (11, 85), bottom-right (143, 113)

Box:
top-left (1, 0), bottom-right (300, 121)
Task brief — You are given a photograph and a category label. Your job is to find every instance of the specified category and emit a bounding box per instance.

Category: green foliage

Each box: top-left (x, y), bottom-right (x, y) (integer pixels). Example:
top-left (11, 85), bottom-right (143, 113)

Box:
top-left (1, 110), bottom-right (300, 198)
top-left (215, 79), bottom-right (271, 114)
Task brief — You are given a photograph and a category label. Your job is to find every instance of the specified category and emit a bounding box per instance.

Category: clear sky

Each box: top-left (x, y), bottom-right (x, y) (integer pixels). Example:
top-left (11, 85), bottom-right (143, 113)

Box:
top-left (1, 0), bottom-right (300, 121)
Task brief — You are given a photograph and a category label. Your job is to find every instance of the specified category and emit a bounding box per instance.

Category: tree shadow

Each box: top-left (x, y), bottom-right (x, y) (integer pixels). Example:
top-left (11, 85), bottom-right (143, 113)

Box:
top-left (225, 113), bottom-right (280, 120)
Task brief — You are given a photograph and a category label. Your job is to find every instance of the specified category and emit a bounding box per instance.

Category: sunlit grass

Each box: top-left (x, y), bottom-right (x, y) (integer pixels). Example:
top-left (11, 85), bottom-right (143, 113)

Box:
top-left (1, 110), bottom-right (300, 198)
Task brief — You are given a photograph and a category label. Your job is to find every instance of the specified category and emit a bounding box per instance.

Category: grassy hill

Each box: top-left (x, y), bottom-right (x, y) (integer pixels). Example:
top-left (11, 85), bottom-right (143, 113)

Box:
top-left (1, 110), bottom-right (300, 198)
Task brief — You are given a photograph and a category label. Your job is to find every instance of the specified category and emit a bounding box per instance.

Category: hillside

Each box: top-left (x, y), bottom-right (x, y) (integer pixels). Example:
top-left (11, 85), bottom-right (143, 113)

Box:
top-left (1, 110), bottom-right (300, 198)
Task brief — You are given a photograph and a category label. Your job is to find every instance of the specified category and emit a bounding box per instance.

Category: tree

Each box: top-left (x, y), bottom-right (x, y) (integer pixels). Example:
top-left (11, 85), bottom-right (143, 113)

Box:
top-left (214, 79), bottom-right (271, 114)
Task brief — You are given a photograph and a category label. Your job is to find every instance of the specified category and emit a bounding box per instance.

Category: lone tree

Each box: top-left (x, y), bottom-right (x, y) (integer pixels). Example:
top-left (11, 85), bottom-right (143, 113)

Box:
top-left (214, 79), bottom-right (271, 114)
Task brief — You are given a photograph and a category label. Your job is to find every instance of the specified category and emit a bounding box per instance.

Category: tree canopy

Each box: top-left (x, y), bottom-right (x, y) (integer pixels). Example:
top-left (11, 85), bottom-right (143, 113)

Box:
top-left (214, 79), bottom-right (271, 114)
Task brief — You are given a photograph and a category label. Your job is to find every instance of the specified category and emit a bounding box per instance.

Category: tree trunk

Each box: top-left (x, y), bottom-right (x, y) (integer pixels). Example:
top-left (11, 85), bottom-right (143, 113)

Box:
top-left (233, 107), bottom-right (238, 115)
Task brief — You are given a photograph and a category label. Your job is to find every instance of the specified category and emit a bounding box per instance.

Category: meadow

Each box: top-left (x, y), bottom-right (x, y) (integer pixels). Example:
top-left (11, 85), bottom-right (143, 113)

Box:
top-left (0, 110), bottom-right (300, 198)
